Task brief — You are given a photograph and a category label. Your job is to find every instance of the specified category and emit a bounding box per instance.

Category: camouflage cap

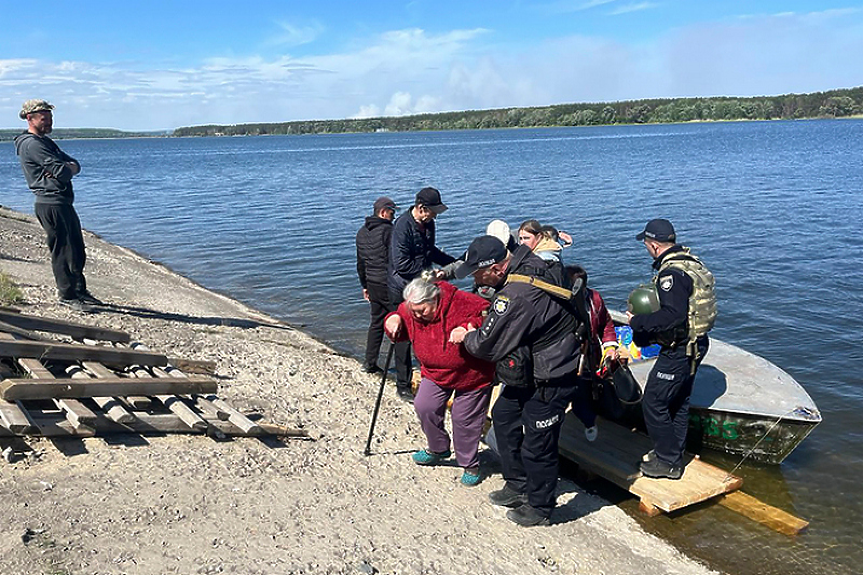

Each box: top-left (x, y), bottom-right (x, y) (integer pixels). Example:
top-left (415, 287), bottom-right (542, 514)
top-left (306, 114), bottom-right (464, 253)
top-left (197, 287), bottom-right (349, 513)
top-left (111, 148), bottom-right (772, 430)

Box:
top-left (19, 99), bottom-right (54, 120)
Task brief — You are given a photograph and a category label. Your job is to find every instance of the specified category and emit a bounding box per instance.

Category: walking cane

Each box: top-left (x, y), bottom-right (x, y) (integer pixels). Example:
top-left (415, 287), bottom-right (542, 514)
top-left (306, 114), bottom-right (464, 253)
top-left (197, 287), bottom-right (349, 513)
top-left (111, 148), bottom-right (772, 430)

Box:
top-left (364, 342), bottom-right (396, 456)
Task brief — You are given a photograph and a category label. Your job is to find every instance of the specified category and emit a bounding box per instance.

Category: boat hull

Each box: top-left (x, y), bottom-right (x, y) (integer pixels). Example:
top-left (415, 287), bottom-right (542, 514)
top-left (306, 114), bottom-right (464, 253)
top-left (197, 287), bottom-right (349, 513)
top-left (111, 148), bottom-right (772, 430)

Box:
top-left (686, 407), bottom-right (819, 465)
top-left (607, 311), bottom-right (821, 465)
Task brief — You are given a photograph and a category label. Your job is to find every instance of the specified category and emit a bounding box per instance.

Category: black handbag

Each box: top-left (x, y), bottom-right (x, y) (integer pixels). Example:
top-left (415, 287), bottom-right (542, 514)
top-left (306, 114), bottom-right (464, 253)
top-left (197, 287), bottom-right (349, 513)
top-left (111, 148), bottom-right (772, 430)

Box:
top-left (610, 364), bottom-right (643, 405)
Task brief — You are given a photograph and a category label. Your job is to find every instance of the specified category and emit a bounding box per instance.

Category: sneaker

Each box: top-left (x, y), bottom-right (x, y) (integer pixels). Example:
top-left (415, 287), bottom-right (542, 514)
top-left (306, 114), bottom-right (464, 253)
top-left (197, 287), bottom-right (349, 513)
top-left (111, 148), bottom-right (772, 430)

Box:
top-left (584, 425), bottom-right (598, 442)
top-left (362, 365), bottom-right (384, 375)
top-left (506, 504), bottom-right (550, 527)
top-left (58, 298), bottom-right (92, 313)
top-left (397, 388), bottom-right (414, 404)
top-left (460, 467), bottom-right (481, 486)
top-left (411, 448), bottom-right (451, 466)
top-left (639, 457), bottom-right (683, 480)
top-left (641, 449), bottom-right (656, 463)
top-left (488, 485), bottom-right (528, 508)
top-left (77, 290), bottom-right (103, 305)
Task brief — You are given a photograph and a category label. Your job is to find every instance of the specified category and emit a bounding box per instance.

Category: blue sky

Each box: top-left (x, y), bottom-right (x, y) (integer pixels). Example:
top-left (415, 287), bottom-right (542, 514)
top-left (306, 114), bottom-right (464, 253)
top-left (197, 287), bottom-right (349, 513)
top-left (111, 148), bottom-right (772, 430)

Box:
top-left (1, 1), bottom-right (861, 131)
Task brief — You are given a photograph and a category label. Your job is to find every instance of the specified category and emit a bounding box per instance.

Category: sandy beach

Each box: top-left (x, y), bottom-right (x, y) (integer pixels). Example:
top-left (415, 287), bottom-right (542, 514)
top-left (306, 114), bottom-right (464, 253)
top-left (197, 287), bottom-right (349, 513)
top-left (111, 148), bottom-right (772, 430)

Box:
top-left (0, 206), bottom-right (718, 575)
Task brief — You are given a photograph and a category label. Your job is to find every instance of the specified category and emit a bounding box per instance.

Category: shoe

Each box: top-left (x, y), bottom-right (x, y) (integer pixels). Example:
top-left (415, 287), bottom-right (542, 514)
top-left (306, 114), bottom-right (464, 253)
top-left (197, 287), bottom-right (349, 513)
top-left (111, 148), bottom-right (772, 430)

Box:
top-left (584, 425), bottom-right (598, 442)
top-left (460, 467), bottom-right (481, 486)
top-left (77, 290), bottom-right (103, 305)
top-left (58, 298), bottom-right (92, 313)
top-left (397, 388), bottom-right (414, 403)
top-left (411, 448), bottom-right (451, 466)
top-left (362, 365), bottom-right (384, 375)
top-left (488, 485), bottom-right (528, 508)
top-left (639, 457), bottom-right (683, 480)
top-left (642, 449), bottom-right (656, 463)
top-left (506, 504), bottom-right (550, 527)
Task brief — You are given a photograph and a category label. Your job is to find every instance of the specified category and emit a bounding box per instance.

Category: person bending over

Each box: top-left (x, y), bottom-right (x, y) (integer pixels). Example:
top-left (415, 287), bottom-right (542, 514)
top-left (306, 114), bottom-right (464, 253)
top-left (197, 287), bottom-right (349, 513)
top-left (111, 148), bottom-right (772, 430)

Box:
top-left (385, 277), bottom-right (494, 486)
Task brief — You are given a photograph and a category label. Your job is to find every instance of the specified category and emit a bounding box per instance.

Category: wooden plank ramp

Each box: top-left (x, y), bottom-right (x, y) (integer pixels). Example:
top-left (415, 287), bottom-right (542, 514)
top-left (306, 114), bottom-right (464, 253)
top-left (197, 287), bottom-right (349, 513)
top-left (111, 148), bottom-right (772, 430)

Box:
top-left (557, 413), bottom-right (743, 515)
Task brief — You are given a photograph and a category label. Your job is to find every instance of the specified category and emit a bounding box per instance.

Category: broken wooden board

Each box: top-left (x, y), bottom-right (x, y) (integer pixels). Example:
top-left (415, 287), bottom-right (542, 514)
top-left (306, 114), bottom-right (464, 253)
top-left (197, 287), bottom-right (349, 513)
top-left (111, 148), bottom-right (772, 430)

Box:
top-left (0, 340), bottom-right (166, 367)
top-left (0, 310), bottom-right (130, 343)
top-left (0, 376), bottom-right (217, 400)
top-left (0, 411), bottom-right (309, 439)
top-left (558, 413), bottom-right (743, 514)
top-left (0, 400), bottom-right (34, 434)
top-left (17, 358), bottom-right (98, 431)
top-left (166, 357), bottom-right (216, 375)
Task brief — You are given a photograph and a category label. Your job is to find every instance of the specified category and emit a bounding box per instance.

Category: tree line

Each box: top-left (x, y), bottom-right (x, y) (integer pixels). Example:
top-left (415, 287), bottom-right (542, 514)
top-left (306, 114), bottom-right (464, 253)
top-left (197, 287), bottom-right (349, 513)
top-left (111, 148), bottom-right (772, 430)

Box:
top-left (0, 128), bottom-right (153, 142)
top-left (173, 86), bottom-right (863, 137)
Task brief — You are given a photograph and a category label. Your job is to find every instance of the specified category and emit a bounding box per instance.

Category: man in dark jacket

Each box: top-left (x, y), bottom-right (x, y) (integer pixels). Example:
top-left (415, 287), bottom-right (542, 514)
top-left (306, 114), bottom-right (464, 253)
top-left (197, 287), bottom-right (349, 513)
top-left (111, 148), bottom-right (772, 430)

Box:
top-left (14, 99), bottom-right (100, 312)
top-left (356, 197), bottom-right (397, 374)
top-left (386, 187), bottom-right (456, 401)
top-left (449, 236), bottom-right (583, 526)
top-left (628, 219), bottom-right (715, 480)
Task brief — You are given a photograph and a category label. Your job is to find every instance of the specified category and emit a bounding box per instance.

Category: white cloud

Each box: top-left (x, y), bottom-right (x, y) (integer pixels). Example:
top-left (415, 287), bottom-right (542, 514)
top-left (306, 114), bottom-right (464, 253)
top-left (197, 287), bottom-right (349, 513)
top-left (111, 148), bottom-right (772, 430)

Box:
top-left (608, 2), bottom-right (658, 16)
top-left (269, 21), bottom-right (325, 47)
top-left (538, 0), bottom-right (617, 15)
top-left (1, 10), bottom-right (861, 131)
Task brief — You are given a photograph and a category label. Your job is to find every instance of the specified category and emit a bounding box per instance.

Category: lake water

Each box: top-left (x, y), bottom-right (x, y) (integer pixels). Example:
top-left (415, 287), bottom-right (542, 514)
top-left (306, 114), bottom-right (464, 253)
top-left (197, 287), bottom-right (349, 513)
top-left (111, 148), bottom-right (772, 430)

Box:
top-left (2, 121), bottom-right (862, 574)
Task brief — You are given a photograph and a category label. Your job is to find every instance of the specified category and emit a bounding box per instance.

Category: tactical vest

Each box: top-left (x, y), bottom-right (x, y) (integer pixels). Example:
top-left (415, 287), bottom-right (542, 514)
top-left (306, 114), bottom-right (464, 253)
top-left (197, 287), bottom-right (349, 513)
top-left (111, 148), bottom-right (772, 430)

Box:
top-left (655, 247), bottom-right (717, 351)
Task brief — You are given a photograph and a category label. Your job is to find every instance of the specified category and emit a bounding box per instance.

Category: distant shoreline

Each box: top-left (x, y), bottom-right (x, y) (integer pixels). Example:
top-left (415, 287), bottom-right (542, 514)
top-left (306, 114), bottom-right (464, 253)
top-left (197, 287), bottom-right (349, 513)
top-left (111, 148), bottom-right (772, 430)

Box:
top-left (2, 115), bottom-right (862, 144)
top-left (2, 85), bottom-right (860, 141)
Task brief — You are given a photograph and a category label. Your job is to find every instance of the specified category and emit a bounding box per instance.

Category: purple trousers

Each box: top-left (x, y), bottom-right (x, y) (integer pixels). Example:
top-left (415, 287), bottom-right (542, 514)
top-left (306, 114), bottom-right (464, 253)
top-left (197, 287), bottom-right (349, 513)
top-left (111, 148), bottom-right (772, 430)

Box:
top-left (414, 377), bottom-right (492, 469)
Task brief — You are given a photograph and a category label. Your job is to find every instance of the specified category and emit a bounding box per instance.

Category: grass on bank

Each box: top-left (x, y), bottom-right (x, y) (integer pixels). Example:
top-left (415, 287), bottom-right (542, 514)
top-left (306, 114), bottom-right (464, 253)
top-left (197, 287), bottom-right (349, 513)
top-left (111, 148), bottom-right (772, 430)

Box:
top-left (0, 271), bottom-right (24, 305)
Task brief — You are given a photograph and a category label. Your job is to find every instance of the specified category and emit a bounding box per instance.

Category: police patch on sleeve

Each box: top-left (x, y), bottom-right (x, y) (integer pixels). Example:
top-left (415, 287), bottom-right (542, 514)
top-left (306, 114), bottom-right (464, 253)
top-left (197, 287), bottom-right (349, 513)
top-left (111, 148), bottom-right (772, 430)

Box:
top-left (492, 295), bottom-right (510, 315)
top-left (659, 275), bottom-right (674, 292)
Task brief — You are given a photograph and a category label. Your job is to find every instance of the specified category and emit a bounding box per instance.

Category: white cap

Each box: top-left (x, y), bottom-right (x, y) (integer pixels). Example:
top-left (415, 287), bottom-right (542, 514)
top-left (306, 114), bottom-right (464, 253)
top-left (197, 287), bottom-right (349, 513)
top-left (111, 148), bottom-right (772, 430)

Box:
top-left (485, 219), bottom-right (511, 245)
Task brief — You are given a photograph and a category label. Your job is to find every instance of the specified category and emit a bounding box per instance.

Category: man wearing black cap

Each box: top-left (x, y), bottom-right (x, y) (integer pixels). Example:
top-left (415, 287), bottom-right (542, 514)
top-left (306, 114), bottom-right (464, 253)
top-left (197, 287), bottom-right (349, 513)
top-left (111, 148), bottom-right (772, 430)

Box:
top-left (356, 197), bottom-right (398, 374)
top-left (14, 99), bottom-right (101, 312)
top-left (386, 187), bottom-right (456, 401)
top-left (628, 219), bottom-right (716, 479)
top-left (449, 236), bottom-right (584, 526)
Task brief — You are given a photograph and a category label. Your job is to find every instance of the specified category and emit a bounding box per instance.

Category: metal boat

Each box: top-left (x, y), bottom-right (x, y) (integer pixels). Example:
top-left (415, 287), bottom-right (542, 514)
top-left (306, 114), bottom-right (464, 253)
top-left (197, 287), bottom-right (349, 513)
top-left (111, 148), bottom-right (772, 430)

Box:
top-left (609, 311), bottom-right (821, 465)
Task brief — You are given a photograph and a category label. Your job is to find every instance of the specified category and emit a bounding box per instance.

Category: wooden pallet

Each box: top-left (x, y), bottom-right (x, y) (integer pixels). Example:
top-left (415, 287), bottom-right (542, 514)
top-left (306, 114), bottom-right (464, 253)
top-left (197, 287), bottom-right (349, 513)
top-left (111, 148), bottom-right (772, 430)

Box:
top-left (0, 309), bottom-right (308, 457)
top-left (558, 413), bottom-right (743, 514)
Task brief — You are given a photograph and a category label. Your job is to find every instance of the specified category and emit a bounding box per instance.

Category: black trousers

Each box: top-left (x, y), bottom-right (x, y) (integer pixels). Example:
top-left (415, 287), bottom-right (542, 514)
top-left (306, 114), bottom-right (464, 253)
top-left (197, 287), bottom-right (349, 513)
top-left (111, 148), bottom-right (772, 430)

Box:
top-left (642, 337), bottom-right (709, 467)
top-left (34, 203), bottom-right (87, 300)
top-left (387, 287), bottom-right (413, 391)
top-left (491, 378), bottom-right (578, 518)
top-left (363, 282), bottom-right (391, 370)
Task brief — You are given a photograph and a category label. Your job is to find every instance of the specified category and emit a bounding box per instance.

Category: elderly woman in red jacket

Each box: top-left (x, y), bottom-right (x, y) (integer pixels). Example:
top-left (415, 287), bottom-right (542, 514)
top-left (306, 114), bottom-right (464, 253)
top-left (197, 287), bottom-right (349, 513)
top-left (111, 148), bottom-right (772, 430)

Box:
top-left (385, 277), bottom-right (494, 486)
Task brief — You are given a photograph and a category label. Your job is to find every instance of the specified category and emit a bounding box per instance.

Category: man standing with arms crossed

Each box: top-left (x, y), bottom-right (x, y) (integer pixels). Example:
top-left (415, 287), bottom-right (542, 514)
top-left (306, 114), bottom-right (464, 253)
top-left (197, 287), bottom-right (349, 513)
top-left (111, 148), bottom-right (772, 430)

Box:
top-left (14, 99), bottom-right (100, 311)
top-left (387, 187), bottom-right (456, 402)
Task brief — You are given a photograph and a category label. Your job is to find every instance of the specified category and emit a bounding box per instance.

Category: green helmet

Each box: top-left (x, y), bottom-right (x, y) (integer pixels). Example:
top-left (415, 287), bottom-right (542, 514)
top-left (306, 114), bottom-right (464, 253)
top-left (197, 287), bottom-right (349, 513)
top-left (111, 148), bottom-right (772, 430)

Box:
top-left (628, 283), bottom-right (660, 315)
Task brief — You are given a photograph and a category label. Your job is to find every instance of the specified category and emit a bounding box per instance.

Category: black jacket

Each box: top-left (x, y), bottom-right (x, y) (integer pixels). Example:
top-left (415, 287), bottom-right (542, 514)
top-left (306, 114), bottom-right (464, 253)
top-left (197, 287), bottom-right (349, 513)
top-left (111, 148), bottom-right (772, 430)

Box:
top-left (387, 210), bottom-right (455, 294)
top-left (464, 246), bottom-right (581, 380)
top-left (356, 216), bottom-right (393, 288)
top-left (629, 244), bottom-right (693, 348)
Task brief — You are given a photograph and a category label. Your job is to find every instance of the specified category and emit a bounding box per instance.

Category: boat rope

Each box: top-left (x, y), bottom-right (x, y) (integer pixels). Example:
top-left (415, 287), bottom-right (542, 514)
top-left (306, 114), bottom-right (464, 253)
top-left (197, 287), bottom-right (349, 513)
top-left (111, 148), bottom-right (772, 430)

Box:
top-left (723, 408), bottom-right (797, 481)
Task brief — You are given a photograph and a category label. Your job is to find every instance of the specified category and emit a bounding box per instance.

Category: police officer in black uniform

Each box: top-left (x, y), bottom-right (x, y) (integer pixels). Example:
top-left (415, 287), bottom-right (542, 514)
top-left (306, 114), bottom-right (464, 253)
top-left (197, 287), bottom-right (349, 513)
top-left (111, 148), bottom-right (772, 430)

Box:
top-left (449, 236), bottom-right (583, 526)
top-left (628, 219), bottom-right (712, 479)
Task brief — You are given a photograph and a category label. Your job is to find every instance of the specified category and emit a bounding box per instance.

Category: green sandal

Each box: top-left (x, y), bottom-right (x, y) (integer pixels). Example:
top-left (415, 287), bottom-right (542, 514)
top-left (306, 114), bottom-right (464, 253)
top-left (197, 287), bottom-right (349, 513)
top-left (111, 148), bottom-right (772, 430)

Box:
top-left (412, 448), bottom-right (452, 466)
top-left (460, 468), bottom-right (482, 486)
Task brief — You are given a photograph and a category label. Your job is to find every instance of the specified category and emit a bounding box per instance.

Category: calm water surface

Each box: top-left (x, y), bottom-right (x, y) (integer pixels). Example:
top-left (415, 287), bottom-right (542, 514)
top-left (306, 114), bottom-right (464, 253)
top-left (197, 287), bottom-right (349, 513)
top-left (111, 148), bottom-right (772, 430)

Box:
top-left (1, 121), bottom-right (861, 574)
